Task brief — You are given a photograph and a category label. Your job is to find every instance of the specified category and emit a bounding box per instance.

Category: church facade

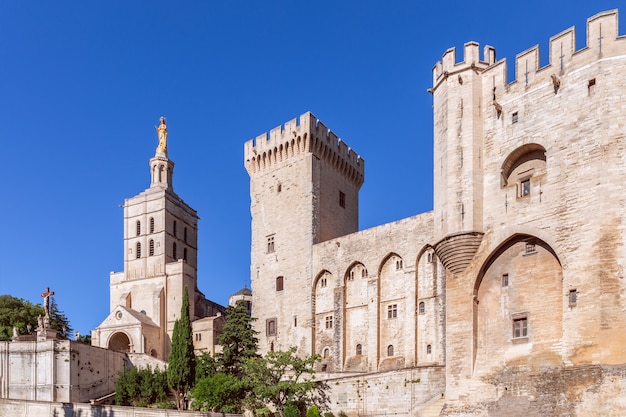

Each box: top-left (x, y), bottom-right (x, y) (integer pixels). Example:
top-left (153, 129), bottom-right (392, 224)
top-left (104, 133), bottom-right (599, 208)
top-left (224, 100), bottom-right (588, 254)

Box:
top-left (92, 118), bottom-right (225, 361)
top-left (245, 10), bottom-right (626, 415)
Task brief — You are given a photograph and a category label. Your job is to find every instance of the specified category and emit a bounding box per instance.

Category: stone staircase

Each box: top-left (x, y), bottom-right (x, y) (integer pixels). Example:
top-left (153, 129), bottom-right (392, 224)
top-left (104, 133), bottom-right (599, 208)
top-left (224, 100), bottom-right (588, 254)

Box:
top-left (417, 394), bottom-right (445, 417)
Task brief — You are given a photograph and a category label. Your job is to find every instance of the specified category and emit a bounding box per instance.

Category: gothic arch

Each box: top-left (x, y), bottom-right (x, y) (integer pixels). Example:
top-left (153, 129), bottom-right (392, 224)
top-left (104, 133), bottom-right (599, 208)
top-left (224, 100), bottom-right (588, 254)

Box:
top-left (343, 261), bottom-right (369, 371)
top-left (472, 234), bottom-right (563, 375)
top-left (312, 270), bottom-right (335, 365)
top-left (377, 252), bottom-right (406, 369)
top-left (414, 245), bottom-right (439, 365)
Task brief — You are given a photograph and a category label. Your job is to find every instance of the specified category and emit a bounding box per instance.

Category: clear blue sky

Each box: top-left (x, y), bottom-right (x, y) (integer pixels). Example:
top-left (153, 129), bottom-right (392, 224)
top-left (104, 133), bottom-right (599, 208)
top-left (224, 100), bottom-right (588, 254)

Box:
top-left (1, 1), bottom-right (622, 336)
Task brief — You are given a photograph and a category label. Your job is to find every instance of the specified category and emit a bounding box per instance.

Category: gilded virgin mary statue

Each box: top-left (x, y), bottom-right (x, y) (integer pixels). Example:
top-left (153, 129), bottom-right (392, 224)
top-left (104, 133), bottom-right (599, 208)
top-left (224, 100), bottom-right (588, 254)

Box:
top-left (155, 116), bottom-right (167, 154)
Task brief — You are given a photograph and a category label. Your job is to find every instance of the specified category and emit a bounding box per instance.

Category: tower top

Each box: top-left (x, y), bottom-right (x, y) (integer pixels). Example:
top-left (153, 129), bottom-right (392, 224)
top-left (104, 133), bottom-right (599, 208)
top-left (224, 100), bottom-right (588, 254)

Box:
top-left (150, 117), bottom-right (174, 190)
top-left (155, 116), bottom-right (168, 156)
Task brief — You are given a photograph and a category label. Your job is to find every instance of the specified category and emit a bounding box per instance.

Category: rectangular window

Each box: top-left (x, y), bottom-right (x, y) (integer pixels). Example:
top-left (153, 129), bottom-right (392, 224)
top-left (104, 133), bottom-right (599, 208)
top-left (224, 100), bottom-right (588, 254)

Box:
top-left (502, 273), bottom-right (509, 287)
top-left (387, 304), bottom-right (398, 319)
top-left (512, 112), bottom-right (518, 124)
top-left (512, 317), bottom-right (528, 339)
top-left (525, 242), bottom-right (537, 255)
top-left (588, 78), bottom-right (596, 96)
top-left (276, 276), bottom-right (284, 292)
top-left (325, 315), bottom-right (333, 329)
top-left (266, 318), bottom-right (277, 336)
top-left (520, 179), bottom-right (530, 197)
top-left (569, 289), bottom-right (577, 306)
top-left (267, 235), bottom-right (275, 253)
top-left (339, 191), bottom-right (346, 208)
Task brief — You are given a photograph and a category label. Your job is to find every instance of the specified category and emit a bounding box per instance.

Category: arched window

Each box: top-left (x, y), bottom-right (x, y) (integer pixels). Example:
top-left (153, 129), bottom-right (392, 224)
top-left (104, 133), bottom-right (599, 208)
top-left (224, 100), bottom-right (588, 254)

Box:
top-left (173, 220), bottom-right (177, 237)
top-left (356, 344), bottom-right (362, 355)
top-left (362, 268), bottom-right (368, 278)
top-left (183, 247), bottom-right (188, 262)
top-left (149, 239), bottom-right (154, 256)
top-left (427, 344), bottom-right (432, 354)
top-left (136, 242), bottom-right (141, 259)
top-left (149, 217), bottom-right (155, 233)
top-left (387, 345), bottom-right (394, 357)
top-left (136, 220), bottom-right (141, 236)
top-left (276, 276), bottom-right (284, 291)
top-left (323, 348), bottom-right (329, 358)
top-left (419, 301), bottom-right (425, 314)
top-left (173, 242), bottom-right (177, 259)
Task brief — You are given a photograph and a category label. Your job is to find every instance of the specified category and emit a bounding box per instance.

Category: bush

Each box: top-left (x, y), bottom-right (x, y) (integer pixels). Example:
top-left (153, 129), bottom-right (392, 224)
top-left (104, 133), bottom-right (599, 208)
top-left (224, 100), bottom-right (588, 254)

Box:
top-left (306, 405), bottom-right (321, 417)
top-left (284, 402), bottom-right (301, 417)
top-left (338, 412), bottom-right (348, 417)
top-left (256, 407), bottom-right (273, 417)
top-left (324, 412), bottom-right (335, 417)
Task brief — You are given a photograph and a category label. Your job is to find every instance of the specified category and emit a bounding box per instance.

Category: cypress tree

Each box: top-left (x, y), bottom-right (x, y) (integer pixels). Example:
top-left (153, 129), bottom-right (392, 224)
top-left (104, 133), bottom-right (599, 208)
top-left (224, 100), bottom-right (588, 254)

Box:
top-left (167, 287), bottom-right (195, 410)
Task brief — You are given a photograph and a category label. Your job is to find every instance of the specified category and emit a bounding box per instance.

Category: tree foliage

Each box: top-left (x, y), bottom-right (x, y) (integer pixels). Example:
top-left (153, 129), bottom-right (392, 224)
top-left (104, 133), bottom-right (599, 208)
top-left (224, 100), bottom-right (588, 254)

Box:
top-left (167, 287), bottom-right (195, 410)
top-left (115, 365), bottom-right (170, 407)
top-left (192, 299), bottom-right (259, 413)
top-left (244, 347), bottom-right (322, 417)
top-left (191, 371), bottom-right (244, 413)
top-left (216, 299), bottom-right (259, 377)
top-left (0, 295), bottom-right (72, 340)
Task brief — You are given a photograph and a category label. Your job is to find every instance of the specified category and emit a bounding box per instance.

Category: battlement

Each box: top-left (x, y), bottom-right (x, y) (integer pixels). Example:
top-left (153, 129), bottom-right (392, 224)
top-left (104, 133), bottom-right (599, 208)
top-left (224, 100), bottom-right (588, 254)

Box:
top-left (433, 42), bottom-right (496, 87)
top-left (433, 10), bottom-right (624, 90)
top-left (244, 112), bottom-right (364, 187)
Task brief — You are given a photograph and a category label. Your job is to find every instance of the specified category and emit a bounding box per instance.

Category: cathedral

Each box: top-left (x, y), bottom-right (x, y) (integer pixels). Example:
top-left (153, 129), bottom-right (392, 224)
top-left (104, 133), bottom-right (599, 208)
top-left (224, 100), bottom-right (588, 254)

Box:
top-left (91, 117), bottom-right (225, 361)
top-left (245, 10), bottom-right (626, 416)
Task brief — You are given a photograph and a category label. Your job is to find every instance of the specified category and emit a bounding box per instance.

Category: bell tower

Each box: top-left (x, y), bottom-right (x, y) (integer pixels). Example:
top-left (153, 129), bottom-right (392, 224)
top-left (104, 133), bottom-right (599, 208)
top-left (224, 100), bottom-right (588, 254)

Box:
top-left (92, 117), bottom-right (200, 360)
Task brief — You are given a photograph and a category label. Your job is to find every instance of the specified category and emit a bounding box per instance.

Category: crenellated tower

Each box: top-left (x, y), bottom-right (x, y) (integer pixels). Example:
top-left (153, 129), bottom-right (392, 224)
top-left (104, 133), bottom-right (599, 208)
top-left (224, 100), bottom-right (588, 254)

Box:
top-left (244, 111), bottom-right (364, 354)
top-left (431, 42), bottom-right (495, 274)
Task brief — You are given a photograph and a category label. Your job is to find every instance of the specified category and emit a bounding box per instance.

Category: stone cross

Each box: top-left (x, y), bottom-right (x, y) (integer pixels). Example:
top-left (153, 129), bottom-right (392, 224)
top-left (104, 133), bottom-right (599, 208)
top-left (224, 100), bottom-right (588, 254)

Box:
top-left (41, 287), bottom-right (55, 317)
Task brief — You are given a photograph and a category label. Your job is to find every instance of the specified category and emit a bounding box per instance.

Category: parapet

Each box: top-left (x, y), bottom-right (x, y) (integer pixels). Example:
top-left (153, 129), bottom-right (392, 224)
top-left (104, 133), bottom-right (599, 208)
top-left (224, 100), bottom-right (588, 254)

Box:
top-left (244, 112), bottom-right (365, 187)
top-left (432, 42), bottom-right (496, 87)
top-left (432, 10), bottom-right (624, 90)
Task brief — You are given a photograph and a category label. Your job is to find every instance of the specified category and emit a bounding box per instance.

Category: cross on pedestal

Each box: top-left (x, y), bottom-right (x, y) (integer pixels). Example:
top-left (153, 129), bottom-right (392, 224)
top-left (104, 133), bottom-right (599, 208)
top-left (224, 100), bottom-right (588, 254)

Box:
top-left (41, 287), bottom-right (55, 317)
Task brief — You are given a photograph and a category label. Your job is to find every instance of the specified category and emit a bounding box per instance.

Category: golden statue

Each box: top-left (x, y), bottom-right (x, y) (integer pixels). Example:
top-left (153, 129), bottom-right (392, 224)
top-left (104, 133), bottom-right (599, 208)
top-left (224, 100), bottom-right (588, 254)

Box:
top-left (155, 116), bottom-right (167, 154)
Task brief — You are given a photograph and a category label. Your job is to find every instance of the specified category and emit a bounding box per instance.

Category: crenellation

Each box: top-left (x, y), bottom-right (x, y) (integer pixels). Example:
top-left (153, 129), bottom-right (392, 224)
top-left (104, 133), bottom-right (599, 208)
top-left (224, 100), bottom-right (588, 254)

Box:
top-left (515, 45), bottom-right (539, 87)
top-left (549, 27), bottom-right (575, 73)
top-left (245, 112), bottom-right (364, 185)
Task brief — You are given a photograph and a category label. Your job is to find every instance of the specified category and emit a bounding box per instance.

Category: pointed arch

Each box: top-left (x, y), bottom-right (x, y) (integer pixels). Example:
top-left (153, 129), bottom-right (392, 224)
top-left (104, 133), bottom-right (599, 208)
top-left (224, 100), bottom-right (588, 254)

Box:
top-left (472, 234), bottom-right (563, 375)
top-left (343, 261), bottom-right (369, 371)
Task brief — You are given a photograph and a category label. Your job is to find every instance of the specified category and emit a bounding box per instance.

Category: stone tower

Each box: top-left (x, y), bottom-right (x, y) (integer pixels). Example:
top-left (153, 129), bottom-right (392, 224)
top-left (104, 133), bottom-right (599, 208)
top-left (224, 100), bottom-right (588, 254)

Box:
top-left (92, 117), bottom-right (201, 360)
top-left (432, 43), bottom-right (496, 274)
top-left (244, 112), bottom-right (364, 354)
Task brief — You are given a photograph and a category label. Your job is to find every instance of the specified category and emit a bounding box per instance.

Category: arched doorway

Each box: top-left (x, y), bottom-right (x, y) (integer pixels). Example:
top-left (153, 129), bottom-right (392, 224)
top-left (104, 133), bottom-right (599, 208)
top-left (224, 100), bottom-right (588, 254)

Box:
top-left (108, 332), bottom-right (131, 352)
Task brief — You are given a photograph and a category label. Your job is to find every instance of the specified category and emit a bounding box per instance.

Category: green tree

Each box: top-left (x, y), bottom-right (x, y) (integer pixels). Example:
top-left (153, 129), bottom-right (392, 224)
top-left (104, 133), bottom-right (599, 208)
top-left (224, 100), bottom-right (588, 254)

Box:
top-left (191, 371), bottom-right (243, 413)
top-left (0, 295), bottom-right (42, 340)
top-left (192, 300), bottom-right (259, 413)
top-left (167, 287), bottom-right (195, 410)
top-left (216, 299), bottom-right (259, 377)
top-left (244, 347), bottom-right (323, 417)
top-left (115, 365), bottom-right (170, 407)
top-left (48, 296), bottom-right (72, 339)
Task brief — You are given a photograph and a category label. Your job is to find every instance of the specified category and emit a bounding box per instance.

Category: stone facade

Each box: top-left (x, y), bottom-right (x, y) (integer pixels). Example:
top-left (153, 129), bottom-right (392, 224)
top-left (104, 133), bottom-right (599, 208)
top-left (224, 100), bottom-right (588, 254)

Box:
top-left (245, 10), bottom-right (626, 416)
top-left (0, 340), bottom-right (125, 403)
top-left (92, 121), bottom-right (225, 360)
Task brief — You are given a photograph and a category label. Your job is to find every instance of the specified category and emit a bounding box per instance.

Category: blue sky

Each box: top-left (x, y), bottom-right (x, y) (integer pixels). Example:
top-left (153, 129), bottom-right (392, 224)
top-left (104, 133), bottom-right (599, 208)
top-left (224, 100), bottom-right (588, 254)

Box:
top-left (1, 1), bottom-right (622, 336)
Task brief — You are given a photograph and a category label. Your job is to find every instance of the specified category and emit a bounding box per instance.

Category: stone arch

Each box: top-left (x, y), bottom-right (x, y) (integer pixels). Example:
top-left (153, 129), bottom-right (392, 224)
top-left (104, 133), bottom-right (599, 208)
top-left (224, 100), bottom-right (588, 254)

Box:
top-left (500, 143), bottom-right (547, 193)
top-left (343, 261), bottom-right (369, 371)
top-left (312, 270), bottom-right (335, 365)
top-left (414, 245), bottom-right (439, 365)
top-left (472, 234), bottom-right (563, 376)
top-left (377, 252), bottom-right (406, 369)
top-left (108, 331), bottom-right (131, 353)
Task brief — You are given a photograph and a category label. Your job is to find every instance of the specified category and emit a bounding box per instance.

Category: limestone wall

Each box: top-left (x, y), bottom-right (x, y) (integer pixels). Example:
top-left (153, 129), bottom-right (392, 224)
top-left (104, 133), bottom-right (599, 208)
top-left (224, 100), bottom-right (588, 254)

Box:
top-left (0, 398), bottom-right (242, 417)
top-left (0, 340), bottom-right (125, 403)
top-left (321, 366), bottom-right (445, 417)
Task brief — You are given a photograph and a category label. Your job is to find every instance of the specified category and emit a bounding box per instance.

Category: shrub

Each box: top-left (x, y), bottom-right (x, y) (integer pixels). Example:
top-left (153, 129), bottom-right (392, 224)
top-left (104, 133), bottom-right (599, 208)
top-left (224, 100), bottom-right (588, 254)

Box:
top-left (306, 405), bottom-right (321, 417)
